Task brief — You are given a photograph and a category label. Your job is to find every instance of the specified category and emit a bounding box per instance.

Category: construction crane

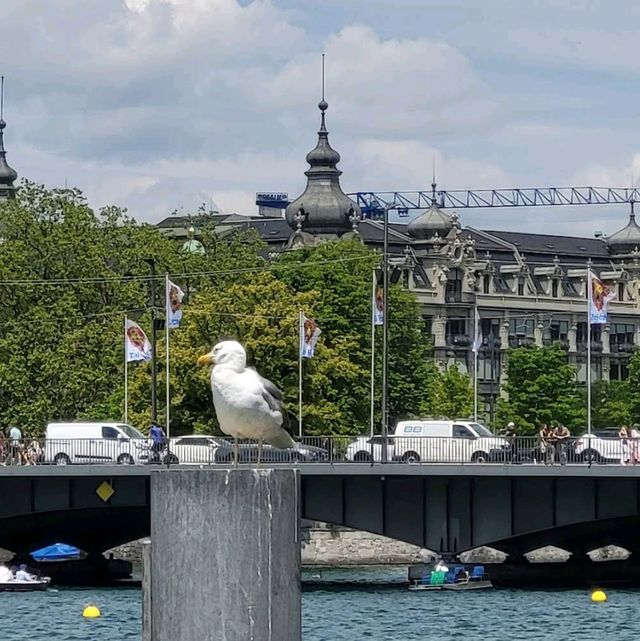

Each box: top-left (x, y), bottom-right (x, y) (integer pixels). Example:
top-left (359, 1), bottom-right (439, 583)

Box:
top-left (348, 186), bottom-right (640, 218)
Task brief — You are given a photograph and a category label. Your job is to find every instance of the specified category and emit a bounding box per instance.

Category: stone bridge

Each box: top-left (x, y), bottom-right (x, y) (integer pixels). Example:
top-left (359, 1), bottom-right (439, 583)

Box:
top-left (1, 464), bottom-right (639, 558)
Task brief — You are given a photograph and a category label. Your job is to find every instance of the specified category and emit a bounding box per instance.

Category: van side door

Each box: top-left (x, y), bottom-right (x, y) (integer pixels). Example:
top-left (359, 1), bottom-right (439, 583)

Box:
top-left (452, 423), bottom-right (476, 462)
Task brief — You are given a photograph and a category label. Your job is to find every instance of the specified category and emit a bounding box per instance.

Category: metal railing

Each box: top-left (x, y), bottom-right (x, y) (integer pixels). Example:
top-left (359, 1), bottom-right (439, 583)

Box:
top-left (0, 435), bottom-right (637, 467)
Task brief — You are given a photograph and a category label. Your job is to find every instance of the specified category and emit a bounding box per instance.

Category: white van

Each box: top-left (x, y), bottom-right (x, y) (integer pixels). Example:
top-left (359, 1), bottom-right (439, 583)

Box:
top-left (393, 420), bottom-right (508, 463)
top-left (44, 422), bottom-right (149, 465)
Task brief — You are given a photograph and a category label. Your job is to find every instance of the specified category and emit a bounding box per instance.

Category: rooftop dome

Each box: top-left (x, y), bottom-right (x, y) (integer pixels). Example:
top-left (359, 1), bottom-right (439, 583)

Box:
top-left (285, 100), bottom-right (360, 235)
top-left (407, 188), bottom-right (453, 239)
top-left (0, 117), bottom-right (17, 199)
top-left (606, 206), bottom-right (640, 253)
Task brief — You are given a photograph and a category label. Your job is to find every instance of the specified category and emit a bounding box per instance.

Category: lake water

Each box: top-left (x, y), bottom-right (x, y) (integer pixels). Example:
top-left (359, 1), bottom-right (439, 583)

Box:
top-left (2, 567), bottom-right (640, 640)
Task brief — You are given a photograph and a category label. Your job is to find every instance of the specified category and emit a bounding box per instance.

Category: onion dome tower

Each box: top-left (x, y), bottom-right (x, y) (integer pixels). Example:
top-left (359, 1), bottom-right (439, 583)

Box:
top-left (285, 98), bottom-right (361, 236)
top-left (0, 77), bottom-right (17, 200)
top-left (606, 202), bottom-right (640, 254)
top-left (407, 180), bottom-right (453, 239)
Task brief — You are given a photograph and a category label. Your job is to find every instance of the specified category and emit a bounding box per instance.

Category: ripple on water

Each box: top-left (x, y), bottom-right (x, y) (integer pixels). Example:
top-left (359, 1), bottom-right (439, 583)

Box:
top-left (2, 576), bottom-right (640, 641)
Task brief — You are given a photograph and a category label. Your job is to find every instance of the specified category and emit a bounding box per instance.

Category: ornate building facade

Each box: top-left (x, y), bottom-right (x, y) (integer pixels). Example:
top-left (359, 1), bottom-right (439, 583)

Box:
top-left (159, 99), bottom-right (640, 419)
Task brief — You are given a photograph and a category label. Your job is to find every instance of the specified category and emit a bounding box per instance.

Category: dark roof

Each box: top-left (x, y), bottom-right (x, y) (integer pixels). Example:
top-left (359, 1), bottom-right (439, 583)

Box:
top-left (482, 229), bottom-right (609, 257)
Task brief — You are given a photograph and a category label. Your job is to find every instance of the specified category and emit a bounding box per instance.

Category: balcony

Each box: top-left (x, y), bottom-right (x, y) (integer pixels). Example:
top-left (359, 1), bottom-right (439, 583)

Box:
top-left (508, 336), bottom-right (536, 348)
top-left (610, 342), bottom-right (635, 354)
top-left (446, 334), bottom-right (472, 348)
top-left (577, 341), bottom-right (603, 353)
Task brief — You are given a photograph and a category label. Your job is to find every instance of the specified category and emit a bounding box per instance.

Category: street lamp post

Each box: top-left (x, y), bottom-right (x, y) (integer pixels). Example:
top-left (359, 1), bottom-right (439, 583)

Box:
top-left (143, 258), bottom-right (158, 424)
top-left (381, 204), bottom-right (393, 462)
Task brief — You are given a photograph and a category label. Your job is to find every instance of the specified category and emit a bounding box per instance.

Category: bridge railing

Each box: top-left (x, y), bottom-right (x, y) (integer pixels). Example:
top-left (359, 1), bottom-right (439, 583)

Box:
top-left (0, 434), bottom-right (634, 466)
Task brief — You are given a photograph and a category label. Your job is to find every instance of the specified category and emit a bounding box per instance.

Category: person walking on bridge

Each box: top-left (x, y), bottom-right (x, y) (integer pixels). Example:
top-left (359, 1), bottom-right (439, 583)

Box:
top-left (553, 423), bottom-right (571, 465)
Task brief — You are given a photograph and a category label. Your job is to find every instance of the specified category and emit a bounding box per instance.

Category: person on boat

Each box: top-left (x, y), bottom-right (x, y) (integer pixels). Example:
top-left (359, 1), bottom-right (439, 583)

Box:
top-left (15, 564), bottom-right (33, 582)
top-left (434, 560), bottom-right (449, 572)
top-left (0, 564), bottom-right (12, 582)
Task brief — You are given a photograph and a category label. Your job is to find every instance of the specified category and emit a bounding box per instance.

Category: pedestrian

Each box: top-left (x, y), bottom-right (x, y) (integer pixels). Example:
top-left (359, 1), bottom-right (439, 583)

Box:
top-left (149, 423), bottom-right (167, 464)
top-left (619, 425), bottom-right (630, 465)
top-left (7, 426), bottom-right (22, 465)
top-left (630, 424), bottom-right (640, 465)
top-left (505, 421), bottom-right (518, 463)
top-left (553, 423), bottom-right (571, 465)
top-left (538, 424), bottom-right (552, 465)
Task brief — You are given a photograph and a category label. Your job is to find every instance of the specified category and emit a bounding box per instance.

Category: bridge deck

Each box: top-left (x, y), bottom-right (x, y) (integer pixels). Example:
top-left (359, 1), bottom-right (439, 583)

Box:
top-left (0, 463), bottom-right (639, 478)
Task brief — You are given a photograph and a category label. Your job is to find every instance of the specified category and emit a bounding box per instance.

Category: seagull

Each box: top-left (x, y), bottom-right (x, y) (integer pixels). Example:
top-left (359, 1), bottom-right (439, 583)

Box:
top-left (197, 340), bottom-right (295, 465)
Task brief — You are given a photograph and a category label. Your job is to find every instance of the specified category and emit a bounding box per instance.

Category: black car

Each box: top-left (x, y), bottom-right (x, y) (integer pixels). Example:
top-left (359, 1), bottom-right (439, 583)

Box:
top-left (214, 443), bottom-right (328, 464)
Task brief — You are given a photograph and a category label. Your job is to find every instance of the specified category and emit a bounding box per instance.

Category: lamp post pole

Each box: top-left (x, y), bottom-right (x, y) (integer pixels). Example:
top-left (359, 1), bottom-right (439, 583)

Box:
top-left (381, 205), bottom-right (392, 462)
top-left (144, 258), bottom-right (158, 424)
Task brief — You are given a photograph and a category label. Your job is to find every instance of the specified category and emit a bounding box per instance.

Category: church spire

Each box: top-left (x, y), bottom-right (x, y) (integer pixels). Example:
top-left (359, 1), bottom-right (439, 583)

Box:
top-left (285, 56), bottom-right (361, 235)
top-left (0, 77), bottom-right (18, 200)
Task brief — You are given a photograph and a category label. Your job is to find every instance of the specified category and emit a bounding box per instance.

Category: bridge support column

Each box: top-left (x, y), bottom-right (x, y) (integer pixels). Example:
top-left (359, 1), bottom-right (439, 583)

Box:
top-left (150, 469), bottom-right (301, 641)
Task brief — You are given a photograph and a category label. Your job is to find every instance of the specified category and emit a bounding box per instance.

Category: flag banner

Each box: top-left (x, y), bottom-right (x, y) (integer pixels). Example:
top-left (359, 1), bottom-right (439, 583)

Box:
top-left (126, 319), bottom-right (152, 362)
top-left (472, 307), bottom-right (482, 353)
top-left (373, 287), bottom-right (384, 326)
top-left (589, 271), bottom-right (615, 325)
top-left (300, 314), bottom-right (321, 358)
top-left (167, 280), bottom-right (185, 328)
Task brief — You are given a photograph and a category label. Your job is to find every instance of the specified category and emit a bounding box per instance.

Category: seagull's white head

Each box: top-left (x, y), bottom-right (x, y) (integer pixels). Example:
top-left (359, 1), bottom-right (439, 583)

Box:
top-left (197, 340), bottom-right (246, 371)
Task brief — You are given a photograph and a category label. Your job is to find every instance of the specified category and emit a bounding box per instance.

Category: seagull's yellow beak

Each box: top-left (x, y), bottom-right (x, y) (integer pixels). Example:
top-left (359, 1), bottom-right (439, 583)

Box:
top-left (197, 353), bottom-right (214, 367)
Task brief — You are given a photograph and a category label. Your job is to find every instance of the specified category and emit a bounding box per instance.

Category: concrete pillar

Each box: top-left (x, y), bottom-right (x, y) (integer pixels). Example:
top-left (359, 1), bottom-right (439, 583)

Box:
top-left (142, 539), bottom-right (152, 641)
top-left (150, 469), bottom-right (300, 641)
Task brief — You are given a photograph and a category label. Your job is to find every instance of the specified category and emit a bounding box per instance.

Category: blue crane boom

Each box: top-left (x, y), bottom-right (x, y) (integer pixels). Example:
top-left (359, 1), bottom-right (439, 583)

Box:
top-left (348, 187), bottom-right (640, 218)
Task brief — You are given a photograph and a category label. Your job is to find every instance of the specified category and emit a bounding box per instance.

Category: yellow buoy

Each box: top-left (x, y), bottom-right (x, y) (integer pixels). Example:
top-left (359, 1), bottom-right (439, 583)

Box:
top-left (83, 605), bottom-right (101, 618)
top-left (591, 590), bottom-right (607, 603)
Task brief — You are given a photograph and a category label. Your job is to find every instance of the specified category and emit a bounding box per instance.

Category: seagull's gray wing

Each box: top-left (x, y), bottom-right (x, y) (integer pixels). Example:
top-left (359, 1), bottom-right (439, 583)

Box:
top-left (258, 373), bottom-right (283, 413)
top-left (255, 371), bottom-right (294, 437)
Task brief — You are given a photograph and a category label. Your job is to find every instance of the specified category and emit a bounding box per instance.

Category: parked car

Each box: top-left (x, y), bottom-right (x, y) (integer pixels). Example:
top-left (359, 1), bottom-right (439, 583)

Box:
top-left (345, 436), bottom-right (395, 462)
top-left (44, 422), bottom-right (149, 465)
top-left (214, 442), bottom-right (328, 463)
top-left (170, 435), bottom-right (227, 464)
top-left (392, 420), bottom-right (508, 463)
top-left (574, 429), bottom-right (625, 463)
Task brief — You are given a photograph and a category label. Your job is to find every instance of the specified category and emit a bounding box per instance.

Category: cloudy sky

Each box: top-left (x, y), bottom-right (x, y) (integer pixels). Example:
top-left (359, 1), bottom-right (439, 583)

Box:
top-left (2, 0), bottom-right (639, 235)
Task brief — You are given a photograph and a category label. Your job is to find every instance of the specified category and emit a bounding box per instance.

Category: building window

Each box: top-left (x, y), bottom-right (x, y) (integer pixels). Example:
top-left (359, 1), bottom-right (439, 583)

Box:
top-left (483, 274), bottom-right (490, 294)
top-left (508, 318), bottom-right (534, 347)
top-left (423, 316), bottom-right (433, 337)
top-left (577, 357), bottom-right (602, 383)
top-left (543, 320), bottom-right (569, 346)
top-left (493, 276), bottom-right (511, 294)
top-left (618, 282), bottom-right (625, 301)
top-left (576, 322), bottom-right (602, 349)
top-left (610, 323), bottom-right (634, 353)
top-left (445, 268), bottom-right (463, 303)
top-left (562, 280), bottom-right (579, 297)
top-left (611, 360), bottom-right (630, 380)
top-left (551, 279), bottom-right (559, 298)
top-left (446, 319), bottom-right (468, 346)
top-left (477, 354), bottom-right (501, 382)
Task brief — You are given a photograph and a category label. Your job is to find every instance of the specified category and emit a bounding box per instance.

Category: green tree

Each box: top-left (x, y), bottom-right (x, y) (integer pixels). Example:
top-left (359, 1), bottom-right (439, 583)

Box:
top-left (0, 182), bottom-right (265, 435)
top-left (496, 345), bottom-right (585, 434)
top-left (273, 239), bottom-right (440, 431)
top-left (428, 365), bottom-right (474, 419)
top-left (589, 380), bottom-right (631, 428)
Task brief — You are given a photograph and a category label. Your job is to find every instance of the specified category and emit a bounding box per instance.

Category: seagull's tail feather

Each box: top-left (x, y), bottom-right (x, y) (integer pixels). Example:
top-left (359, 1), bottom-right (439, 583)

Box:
top-left (269, 429), bottom-right (296, 450)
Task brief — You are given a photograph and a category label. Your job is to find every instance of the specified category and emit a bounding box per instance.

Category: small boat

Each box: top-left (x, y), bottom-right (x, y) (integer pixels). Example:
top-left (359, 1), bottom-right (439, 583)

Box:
top-left (0, 577), bottom-right (51, 592)
top-left (409, 565), bottom-right (492, 591)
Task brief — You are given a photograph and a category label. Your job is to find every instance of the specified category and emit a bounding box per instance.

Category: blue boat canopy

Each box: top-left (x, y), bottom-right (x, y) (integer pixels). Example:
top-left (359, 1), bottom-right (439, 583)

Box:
top-left (30, 543), bottom-right (82, 561)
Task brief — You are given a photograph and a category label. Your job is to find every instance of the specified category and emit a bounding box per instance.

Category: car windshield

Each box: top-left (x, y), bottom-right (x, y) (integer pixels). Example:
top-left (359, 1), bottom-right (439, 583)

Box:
top-left (469, 423), bottom-right (494, 437)
top-left (118, 424), bottom-right (146, 439)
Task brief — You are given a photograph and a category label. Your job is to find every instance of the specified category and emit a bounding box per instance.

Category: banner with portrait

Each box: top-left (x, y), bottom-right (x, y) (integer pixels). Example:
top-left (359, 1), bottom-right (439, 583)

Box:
top-left (300, 314), bottom-right (321, 358)
top-left (125, 319), bottom-right (152, 362)
top-left (588, 271), bottom-right (615, 325)
top-left (167, 280), bottom-right (185, 329)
